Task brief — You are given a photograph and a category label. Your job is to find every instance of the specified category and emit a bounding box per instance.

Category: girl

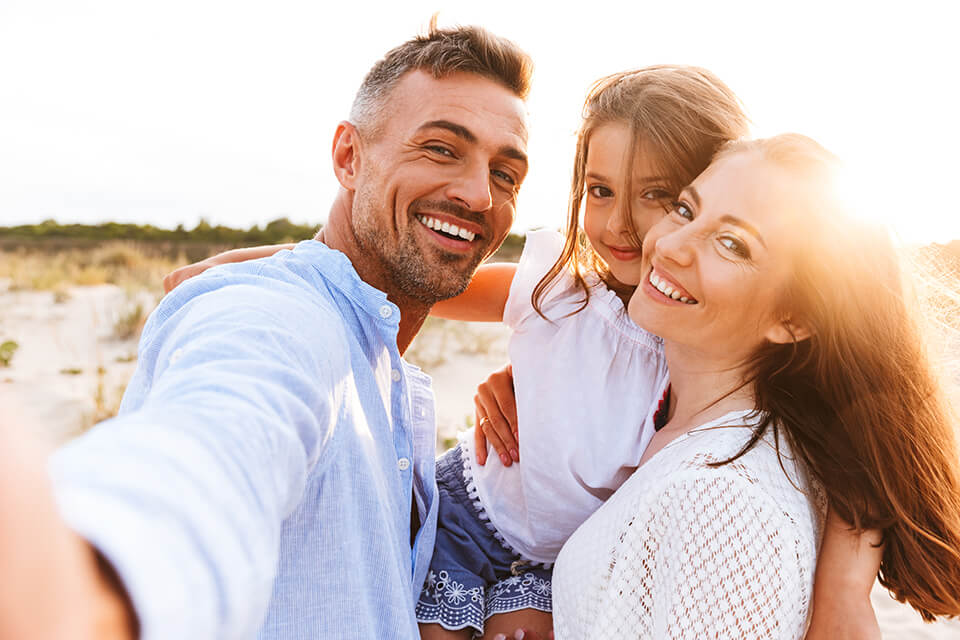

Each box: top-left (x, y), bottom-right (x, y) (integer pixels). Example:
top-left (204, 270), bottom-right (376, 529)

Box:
top-left (164, 67), bottom-right (892, 638)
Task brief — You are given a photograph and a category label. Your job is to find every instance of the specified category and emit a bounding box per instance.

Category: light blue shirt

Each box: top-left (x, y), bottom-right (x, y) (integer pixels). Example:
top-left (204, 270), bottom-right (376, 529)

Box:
top-left (50, 241), bottom-right (439, 639)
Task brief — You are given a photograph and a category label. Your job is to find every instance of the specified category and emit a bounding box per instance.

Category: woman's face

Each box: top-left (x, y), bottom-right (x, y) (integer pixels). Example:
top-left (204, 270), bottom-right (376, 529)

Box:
top-left (582, 122), bottom-right (674, 286)
top-left (627, 150), bottom-right (801, 361)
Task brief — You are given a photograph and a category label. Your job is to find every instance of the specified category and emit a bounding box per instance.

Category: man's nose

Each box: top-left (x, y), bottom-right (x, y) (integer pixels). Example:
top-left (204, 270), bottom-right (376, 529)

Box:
top-left (447, 162), bottom-right (493, 213)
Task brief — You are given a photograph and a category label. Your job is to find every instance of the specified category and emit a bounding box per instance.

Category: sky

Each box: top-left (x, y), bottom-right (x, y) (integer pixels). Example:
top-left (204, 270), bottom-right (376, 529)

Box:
top-left (0, 0), bottom-right (958, 244)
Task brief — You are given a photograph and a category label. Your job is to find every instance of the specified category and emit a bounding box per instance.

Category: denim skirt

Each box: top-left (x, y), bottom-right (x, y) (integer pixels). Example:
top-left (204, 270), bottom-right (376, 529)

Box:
top-left (415, 445), bottom-right (553, 636)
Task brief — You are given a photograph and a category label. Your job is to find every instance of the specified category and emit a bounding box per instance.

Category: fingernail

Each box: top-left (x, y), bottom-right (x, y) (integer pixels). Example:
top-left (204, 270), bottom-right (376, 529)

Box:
top-left (510, 448), bottom-right (519, 462)
top-left (515, 631), bottom-right (526, 640)
top-left (500, 453), bottom-right (511, 466)
top-left (493, 635), bottom-right (507, 640)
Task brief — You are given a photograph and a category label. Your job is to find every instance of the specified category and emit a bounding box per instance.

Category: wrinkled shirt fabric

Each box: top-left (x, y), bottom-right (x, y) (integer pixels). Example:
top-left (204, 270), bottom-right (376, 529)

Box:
top-left (49, 240), bottom-right (439, 640)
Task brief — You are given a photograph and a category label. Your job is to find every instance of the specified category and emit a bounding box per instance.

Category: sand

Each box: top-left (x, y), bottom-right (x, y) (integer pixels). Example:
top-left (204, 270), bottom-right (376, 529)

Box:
top-left (2, 280), bottom-right (958, 638)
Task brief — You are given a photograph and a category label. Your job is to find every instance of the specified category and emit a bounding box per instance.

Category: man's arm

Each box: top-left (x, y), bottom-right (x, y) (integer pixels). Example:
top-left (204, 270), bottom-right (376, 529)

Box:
top-left (805, 511), bottom-right (882, 639)
top-left (46, 282), bottom-right (344, 639)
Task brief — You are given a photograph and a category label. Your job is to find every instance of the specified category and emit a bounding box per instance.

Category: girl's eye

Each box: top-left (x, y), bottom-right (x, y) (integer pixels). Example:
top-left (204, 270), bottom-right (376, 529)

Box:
top-left (642, 188), bottom-right (672, 201)
top-left (588, 185), bottom-right (614, 198)
top-left (719, 235), bottom-right (750, 258)
top-left (671, 201), bottom-right (693, 220)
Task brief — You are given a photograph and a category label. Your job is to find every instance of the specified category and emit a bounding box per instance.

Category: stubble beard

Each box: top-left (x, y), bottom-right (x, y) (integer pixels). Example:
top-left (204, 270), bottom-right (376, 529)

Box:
top-left (351, 190), bottom-right (486, 305)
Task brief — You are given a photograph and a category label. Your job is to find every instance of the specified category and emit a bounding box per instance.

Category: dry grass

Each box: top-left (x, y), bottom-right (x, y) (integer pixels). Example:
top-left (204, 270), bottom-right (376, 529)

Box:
top-left (0, 242), bottom-right (184, 295)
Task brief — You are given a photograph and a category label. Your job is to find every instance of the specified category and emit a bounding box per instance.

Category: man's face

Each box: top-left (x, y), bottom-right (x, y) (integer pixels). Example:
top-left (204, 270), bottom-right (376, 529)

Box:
top-left (350, 70), bottom-right (529, 304)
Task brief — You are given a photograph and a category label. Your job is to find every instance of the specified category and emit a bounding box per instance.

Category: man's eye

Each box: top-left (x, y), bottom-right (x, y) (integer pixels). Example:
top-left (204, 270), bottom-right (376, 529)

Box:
top-left (588, 185), bottom-right (614, 198)
top-left (492, 169), bottom-right (516, 185)
top-left (671, 201), bottom-right (693, 220)
top-left (719, 235), bottom-right (749, 258)
top-left (426, 145), bottom-right (454, 157)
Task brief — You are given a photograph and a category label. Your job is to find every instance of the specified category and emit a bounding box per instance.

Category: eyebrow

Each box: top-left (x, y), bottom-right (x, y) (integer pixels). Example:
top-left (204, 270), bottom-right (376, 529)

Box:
top-left (684, 186), bottom-right (767, 248)
top-left (419, 119), bottom-right (529, 168)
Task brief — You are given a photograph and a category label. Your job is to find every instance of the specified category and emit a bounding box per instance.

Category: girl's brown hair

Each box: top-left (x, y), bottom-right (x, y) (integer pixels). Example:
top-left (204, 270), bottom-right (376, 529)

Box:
top-left (533, 65), bottom-right (749, 315)
top-left (722, 134), bottom-right (960, 621)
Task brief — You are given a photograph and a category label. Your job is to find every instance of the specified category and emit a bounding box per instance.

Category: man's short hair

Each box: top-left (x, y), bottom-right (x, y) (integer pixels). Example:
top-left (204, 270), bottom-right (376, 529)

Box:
top-left (350, 17), bottom-right (533, 136)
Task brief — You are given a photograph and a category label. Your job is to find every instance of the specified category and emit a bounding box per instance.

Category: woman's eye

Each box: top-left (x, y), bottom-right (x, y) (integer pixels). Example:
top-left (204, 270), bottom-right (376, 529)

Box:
top-left (671, 201), bottom-right (693, 220)
top-left (719, 235), bottom-right (750, 258)
top-left (588, 185), bottom-right (614, 198)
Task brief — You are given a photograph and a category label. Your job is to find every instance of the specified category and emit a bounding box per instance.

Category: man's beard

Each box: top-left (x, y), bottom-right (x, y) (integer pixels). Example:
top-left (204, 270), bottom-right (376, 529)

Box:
top-left (352, 192), bottom-right (489, 305)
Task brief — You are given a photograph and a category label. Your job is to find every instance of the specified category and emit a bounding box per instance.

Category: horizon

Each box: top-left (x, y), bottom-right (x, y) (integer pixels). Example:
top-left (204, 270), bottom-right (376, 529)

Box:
top-left (1, 1), bottom-right (957, 244)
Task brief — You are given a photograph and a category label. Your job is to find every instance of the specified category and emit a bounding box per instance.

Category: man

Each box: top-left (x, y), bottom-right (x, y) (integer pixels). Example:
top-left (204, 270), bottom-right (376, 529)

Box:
top-left (1, 22), bottom-right (531, 639)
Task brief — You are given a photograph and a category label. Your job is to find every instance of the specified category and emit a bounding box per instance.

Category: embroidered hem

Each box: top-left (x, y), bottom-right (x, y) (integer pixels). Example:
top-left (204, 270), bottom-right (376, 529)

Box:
top-left (485, 571), bottom-right (553, 617)
top-left (416, 569), bottom-right (485, 634)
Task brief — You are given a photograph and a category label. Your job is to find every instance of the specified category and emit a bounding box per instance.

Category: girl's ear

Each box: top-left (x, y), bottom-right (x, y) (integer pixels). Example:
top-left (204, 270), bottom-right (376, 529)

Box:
top-left (765, 318), bottom-right (812, 344)
top-left (332, 121), bottom-right (361, 190)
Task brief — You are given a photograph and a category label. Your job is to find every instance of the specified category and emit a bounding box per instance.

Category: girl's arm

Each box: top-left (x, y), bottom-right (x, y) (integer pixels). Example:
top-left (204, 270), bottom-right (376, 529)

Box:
top-left (805, 510), bottom-right (882, 640)
top-left (429, 263), bottom-right (518, 322)
top-left (163, 244), bottom-right (296, 293)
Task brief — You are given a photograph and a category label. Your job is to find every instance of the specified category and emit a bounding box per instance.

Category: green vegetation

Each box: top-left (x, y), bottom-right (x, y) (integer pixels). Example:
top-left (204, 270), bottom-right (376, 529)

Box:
top-left (0, 340), bottom-right (18, 367)
top-left (0, 218), bottom-right (527, 262)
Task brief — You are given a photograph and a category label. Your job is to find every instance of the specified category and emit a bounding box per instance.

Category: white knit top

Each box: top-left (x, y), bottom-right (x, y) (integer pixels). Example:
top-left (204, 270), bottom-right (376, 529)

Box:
top-left (552, 411), bottom-right (826, 639)
top-left (459, 229), bottom-right (669, 564)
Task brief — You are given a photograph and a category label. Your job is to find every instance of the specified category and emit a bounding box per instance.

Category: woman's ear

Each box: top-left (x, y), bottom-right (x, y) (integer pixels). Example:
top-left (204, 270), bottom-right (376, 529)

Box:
top-left (765, 318), bottom-right (812, 344)
top-left (331, 121), bottom-right (361, 190)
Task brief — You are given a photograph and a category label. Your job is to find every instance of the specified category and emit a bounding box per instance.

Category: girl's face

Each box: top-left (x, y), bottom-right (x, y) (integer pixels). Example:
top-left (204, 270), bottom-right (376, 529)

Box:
top-left (582, 122), bottom-right (674, 287)
top-left (627, 151), bottom-right (801, 362)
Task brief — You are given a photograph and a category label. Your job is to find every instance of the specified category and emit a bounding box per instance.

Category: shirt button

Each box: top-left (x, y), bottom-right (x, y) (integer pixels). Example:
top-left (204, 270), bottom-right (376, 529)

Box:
top-left (379, 305), bottom-right (393, 319)
top-left (169, 348), bottom-right (184, 365)
top-left (418, 407), bottom-right (425, 417)
top-left (397, 457), bottom-right (411, 471)
top-left (391, 369), bottom-right (401, 382)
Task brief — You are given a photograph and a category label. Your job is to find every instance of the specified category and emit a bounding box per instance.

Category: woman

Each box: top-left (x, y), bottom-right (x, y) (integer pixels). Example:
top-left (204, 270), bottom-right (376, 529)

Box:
top-left (548, 134), bottom-right (960, 637)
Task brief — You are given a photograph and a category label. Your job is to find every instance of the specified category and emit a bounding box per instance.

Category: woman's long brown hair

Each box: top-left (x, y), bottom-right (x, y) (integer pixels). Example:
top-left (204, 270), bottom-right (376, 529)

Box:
top-left (532, 65), bottom-right (749, 317)
top-left (720, 134), bottom-right (960, 621)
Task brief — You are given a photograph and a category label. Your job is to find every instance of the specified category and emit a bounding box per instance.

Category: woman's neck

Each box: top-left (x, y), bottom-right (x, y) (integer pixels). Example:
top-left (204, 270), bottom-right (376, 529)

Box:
top-left (660, 340), bottom-right (756, 433)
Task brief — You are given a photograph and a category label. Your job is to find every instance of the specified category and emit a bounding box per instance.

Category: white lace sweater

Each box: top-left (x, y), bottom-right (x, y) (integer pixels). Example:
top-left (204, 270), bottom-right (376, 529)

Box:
top-left (552, 412), bottom-right (826, 639)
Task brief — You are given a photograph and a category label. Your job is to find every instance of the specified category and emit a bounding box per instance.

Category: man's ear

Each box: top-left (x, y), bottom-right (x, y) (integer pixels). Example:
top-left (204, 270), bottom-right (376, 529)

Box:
top-left (765, 317), bottom-right (812, 344)
top-left (332, 121), bottom-right (361, 190)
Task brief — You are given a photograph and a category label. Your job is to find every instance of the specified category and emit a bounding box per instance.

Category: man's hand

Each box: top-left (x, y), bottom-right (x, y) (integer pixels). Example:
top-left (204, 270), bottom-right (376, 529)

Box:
top-left (473, 363), bottom-right (519, 466)
top-left (0, 417), bottom-right (138, 640)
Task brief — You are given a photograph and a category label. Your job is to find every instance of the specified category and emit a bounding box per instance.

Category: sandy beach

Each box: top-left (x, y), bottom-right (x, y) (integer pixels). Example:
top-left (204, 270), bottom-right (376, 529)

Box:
top-left (2, 279), bottom-right (958, 638)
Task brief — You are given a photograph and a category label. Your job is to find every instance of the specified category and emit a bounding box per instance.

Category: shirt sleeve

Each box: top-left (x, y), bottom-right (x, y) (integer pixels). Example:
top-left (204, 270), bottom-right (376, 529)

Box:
top-left (502, 228), bottom-right (576, 330)
top-left (603, 473), bottom-right (813, 639)
top-left (49, 280), bottom-right (348, 640)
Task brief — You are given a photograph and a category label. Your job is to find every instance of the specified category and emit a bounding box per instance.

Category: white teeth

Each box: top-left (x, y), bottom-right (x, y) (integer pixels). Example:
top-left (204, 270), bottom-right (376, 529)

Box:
top-left (650, 269), bottom-right (697, 304)
top-left (417, 215), bottom-right (475, 242)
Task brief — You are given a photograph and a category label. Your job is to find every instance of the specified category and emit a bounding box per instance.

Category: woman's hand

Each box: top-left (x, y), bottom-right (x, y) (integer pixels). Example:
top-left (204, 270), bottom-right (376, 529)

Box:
top-left (474, 364), bottom-right (519, 467)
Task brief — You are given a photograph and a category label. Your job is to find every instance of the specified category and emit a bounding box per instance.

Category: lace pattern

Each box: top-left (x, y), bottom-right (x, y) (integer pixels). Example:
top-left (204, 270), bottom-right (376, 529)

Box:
top-left (552, 422), bottom-right (825, 639)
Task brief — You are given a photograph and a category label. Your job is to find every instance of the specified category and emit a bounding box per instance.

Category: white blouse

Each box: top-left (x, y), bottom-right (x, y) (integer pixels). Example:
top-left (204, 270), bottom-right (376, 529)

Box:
top-left (459, 229), bottom-right (669, 564)
top-left (552, 412), bottom-right (826, 639)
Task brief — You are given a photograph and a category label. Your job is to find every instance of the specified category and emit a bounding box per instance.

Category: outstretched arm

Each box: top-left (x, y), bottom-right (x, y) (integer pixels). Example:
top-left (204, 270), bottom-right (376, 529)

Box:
top-left (163, 243), bottom-right (296, 293)
top-left (805, 510), bottom-right (882, 640)
top-left (43, 282), bottom-right (344, 639)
